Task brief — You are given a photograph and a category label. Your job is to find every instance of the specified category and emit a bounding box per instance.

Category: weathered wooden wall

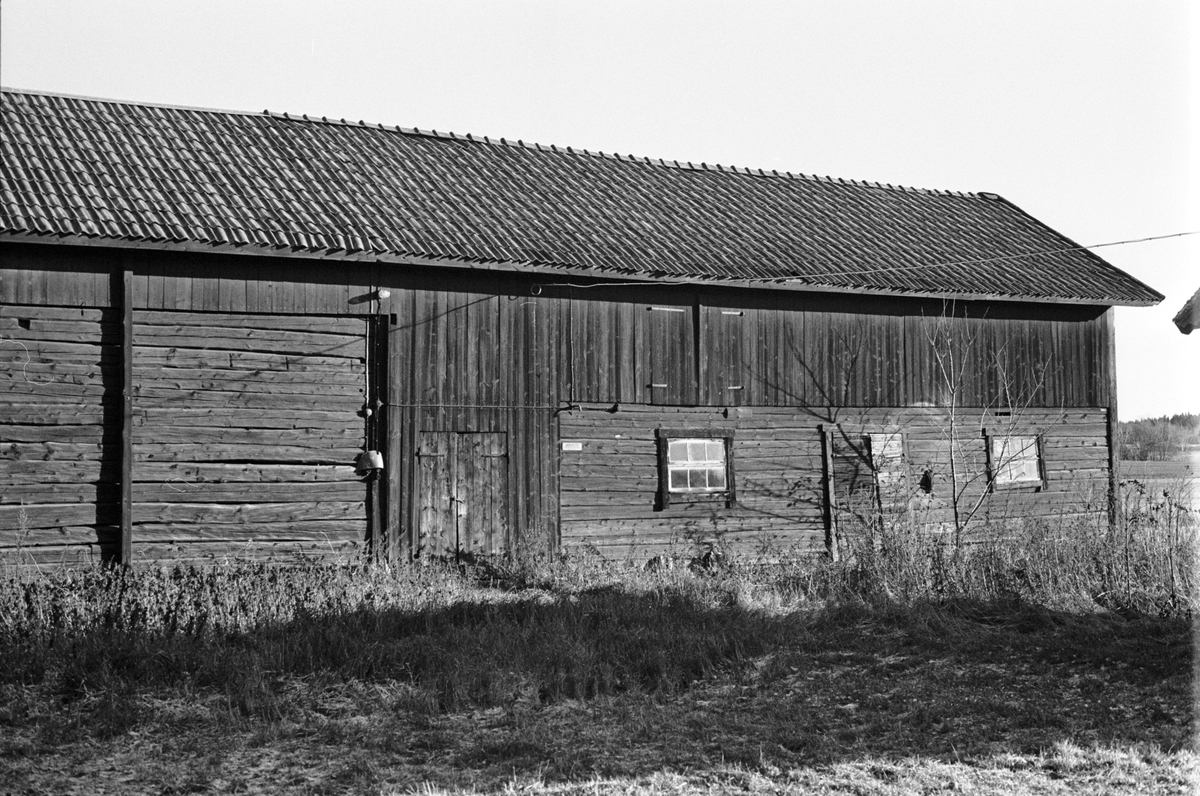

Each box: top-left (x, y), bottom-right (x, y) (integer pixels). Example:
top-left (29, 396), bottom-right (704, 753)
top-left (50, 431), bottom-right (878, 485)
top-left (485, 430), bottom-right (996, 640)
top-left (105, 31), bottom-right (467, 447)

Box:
top-left (2, 241), bottom-right (1119, 565)
top-left (558, 404), bottom-right (1111, 560)
top-left (566, 288), bottom-right (1112, 410)
top-left (385, 281), bottom-right (563, 560)
top-left (1, 303), bottom-right (121, 566)
top-left (130, 310), bottom-right (368, 564)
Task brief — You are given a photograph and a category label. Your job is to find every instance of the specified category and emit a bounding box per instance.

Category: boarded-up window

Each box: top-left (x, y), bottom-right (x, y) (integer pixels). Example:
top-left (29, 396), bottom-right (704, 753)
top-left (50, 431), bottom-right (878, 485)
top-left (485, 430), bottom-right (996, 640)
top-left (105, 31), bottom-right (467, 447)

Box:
top-left (988, 434), bottom-right (1044, 489)
top-left (824, 428), bottom-right (910, 539)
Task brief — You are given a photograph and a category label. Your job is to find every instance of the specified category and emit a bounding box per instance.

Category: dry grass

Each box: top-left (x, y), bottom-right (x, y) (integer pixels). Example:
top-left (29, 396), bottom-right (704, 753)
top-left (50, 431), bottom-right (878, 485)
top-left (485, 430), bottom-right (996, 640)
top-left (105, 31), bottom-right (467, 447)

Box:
top-left (1, 506), bottom-right (1196, 795)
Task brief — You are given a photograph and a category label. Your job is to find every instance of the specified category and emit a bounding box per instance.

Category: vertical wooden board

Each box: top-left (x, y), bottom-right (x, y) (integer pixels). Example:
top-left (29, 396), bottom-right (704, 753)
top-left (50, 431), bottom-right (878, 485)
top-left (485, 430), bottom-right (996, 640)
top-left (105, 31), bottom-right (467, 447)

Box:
top-left (42, 266), bottom-right (90, 308)
top-left (0, 268), bottom-right (29, 304)
top-left (219, 266), bottom-right (248, 313)
top-left (645, 301), bottom-right (696, 406)
top-left (463, 293), bottom-right (481, 429)
top-left (455, 432), bottom-right (508, 554)
top-left (417, 431), bottom-right (454, 557)
top-left (119, 270), bottom-right (133, 564)
top-left (385, 317), bottom-right (405, 562)
top-left (807, 310), bottom-right (833, 406)
top-left (905, 315), bottom-right (930, 405)
top-left (443, 291), bottom-right (466, 428)
top-left (190, 261), bottom-right (221, 312)
top-left (418, 290), bottom-right (446, 409)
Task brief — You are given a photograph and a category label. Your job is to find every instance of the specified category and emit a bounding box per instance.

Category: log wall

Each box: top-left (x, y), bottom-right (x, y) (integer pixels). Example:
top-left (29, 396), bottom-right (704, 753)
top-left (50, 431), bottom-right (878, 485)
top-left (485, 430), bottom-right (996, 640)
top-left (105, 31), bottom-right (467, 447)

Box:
top-left (559, 404), bottom-right (1111, 561)
top-left (1, 304), bottom-right (121, 566)
top-left (130, 310), bottom-right (369, 564)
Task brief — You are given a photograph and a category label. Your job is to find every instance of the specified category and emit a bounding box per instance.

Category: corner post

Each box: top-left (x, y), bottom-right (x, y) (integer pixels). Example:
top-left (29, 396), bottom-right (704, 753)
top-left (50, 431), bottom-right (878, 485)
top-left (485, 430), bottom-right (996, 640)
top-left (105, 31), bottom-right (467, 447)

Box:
top-left (1104, 308), bottom-right (1120, 530)
top-left (118, 267), bottom-right (134, 564)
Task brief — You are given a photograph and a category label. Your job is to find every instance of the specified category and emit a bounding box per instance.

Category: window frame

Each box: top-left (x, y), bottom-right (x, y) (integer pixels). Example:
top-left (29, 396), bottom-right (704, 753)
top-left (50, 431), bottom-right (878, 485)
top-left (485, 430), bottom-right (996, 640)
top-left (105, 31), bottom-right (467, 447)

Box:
top-left (655, 427), bottom-right (736, 510)
top-left (984, 431), bottom-right (1046, 491)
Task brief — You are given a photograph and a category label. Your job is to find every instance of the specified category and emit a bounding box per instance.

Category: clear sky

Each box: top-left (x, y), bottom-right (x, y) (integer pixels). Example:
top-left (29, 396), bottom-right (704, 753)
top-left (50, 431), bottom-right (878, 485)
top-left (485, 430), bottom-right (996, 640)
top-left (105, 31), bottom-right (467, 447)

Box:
top-left (2, 0), bottom-right (1196, 420)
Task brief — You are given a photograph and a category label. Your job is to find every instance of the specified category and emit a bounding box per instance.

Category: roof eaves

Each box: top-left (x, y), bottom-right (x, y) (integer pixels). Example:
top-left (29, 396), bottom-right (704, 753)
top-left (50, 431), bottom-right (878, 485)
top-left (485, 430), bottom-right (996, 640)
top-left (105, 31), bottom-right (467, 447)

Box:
top-left (0, 229), bottom-right (1160, 307)
top-left (1174, 287), bottom-right (1199, 334)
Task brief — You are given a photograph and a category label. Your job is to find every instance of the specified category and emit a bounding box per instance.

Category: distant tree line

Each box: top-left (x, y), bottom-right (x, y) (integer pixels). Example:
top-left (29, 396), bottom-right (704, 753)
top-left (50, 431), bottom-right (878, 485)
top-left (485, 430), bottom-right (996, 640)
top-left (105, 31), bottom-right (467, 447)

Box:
top-left (1118, 413), bottom-right (1200, 461)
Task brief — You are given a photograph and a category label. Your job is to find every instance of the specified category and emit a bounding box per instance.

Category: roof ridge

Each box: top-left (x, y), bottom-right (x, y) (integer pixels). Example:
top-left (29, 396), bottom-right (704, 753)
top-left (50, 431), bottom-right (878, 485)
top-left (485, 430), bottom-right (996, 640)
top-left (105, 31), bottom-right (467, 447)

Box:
top-left (2, 85), bottom-right (982, 200)
top-left (1, 84), bottom-right (265, 119)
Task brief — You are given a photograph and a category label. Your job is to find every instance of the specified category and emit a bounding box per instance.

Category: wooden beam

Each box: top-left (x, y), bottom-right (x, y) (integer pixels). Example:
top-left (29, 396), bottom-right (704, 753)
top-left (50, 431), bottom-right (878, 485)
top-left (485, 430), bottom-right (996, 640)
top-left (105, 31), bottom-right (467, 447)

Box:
top-left (1103, 308), bottom-right (1120, 529)
top-left (819, 424), bottom-right (839, 562)
top-left (119, 267), bottom-right (134, 564)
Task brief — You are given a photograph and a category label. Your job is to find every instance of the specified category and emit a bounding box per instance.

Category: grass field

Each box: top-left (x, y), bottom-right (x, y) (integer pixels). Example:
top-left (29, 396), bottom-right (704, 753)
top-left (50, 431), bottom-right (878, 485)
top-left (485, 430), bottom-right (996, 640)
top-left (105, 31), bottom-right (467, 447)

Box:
top-left (1, 505), bottom-right (1196, 794)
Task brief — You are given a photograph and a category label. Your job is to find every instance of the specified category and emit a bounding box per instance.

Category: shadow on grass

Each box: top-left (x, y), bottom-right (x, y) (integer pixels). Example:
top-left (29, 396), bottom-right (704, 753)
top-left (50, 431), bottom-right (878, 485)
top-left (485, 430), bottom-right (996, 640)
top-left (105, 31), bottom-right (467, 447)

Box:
top-left (1, 578), bottom-right (1192, 784)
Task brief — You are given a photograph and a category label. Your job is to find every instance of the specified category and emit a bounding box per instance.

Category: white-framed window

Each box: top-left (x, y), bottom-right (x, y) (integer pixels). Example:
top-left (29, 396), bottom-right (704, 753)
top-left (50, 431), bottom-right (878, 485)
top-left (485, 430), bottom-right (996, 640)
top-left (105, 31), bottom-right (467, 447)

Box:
top-left (667, 438), bottom-right (728, 492)
top-left (988, 433), bottom-right (1044, 489)
top-left (655, 428), bottom-right (735, 509)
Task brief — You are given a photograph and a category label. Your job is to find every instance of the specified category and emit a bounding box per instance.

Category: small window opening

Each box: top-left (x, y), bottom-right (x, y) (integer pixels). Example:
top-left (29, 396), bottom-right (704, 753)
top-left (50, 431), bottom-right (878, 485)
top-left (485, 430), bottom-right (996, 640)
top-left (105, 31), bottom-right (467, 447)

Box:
top-left (988, 434), bottom-right (1044, 489)
top-left (655, 428), bottom-right (736, 510)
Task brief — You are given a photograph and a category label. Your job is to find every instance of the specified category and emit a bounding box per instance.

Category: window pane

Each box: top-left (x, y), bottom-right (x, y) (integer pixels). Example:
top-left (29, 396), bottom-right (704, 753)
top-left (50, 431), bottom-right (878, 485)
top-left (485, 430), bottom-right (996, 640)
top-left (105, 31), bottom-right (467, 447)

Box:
top-left (708, 467), bottom-right (726, 490)
top-left (688, 440), bottom-right (707, 462)
top-left (668, 441), bottom-right (689, 463)
top-left (669, 468), bottom-right (688, 490)
top-left (993, 435), bottom-right (1040, 483)
top-left (706, 440), bottom-right (724, 462)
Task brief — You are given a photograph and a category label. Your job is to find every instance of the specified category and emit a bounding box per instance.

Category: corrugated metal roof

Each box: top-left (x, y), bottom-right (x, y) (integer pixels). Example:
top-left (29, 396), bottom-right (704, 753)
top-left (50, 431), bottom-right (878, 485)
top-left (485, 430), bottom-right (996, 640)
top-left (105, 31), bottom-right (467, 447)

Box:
top-left (0, 87), bottom-right (1163, 305)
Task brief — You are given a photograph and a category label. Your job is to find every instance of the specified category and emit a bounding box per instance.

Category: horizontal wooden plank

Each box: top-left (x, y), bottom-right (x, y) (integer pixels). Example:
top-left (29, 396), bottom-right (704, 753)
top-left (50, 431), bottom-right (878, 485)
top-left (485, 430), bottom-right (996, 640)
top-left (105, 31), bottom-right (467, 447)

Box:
top-left (0, 425), bottom-right (106, 443)
top-left (135, 408), bottom-right (357, 430)
top-left (133, 500), bottom-right (365, 524)
top-left (132, 326), bottom-right (364, 355)
top-left (136, 311), bottom-right (366, 335)
top-left (133, 462), bottom-right (358, 483)
top-left (0, 320), bottom-right (113, 344)
top-left (1, 441), bottom-right (107, 461)
top-left (134, 444), bottom-right (362, 464)
top-left (134, 380), bottom-right (363, 397)
top-left (129, 540), bottom-right (361, 564)
top-left (0, 340), bottom-right (112, 361)
top-left (1, 305), bottom-right (107, 322)
top-left (133, 366), bottom-right (363, 387)
top-left (1, 380), bottom-right (108, 398)
top-left (134, 427), bottom-right (360, 447)
top-left (0, 403), bottom-right (113, 425)
top-left (132, 481), bottom-right (365, 503)
top-left (130, 520), bottom-right (364, 543)
top-left (0, 482), bottom-right (112, 504)
top-left (0, 525), bottom-right (111, 546)
top-left (0, 502), bottom-right (117, 531)
top-left (132, 390), bottom-right (360, 411)
top-left (0, 544), bottom-right (103, 568)
top-left (134, 350), bottom-right (364, 371)
top-left (2, 459), bottom-right (111, 479)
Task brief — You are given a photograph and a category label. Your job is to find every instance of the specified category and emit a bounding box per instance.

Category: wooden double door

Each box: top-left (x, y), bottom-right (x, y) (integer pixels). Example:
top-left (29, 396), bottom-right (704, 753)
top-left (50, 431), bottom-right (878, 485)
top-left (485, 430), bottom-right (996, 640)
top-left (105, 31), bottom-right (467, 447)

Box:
top-left (417, 431), bottom-right (509, 557)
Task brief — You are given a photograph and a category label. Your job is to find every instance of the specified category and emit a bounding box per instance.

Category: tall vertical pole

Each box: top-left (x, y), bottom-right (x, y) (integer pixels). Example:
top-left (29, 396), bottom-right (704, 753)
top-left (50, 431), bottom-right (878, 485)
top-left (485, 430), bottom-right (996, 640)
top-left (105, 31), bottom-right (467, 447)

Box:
top-left (1104, 308), bottom-right (1120, 530)
top-left (118, 267), bottom-right (134, 564)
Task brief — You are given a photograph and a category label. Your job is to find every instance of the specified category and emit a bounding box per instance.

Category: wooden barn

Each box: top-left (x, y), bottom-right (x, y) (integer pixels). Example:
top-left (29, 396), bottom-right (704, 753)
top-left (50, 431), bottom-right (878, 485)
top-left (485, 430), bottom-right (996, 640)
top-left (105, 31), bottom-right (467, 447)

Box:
top-left (0, 88), bottom-right (1163, 567)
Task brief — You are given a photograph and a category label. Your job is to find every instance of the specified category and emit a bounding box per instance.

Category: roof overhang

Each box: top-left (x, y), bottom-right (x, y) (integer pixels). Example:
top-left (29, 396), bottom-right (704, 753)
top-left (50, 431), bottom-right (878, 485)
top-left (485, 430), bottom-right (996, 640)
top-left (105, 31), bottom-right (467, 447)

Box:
top-left (0, 230), bottom-right (1163, 308)
top-left (1174, 288), bottom-right (1200, 334)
